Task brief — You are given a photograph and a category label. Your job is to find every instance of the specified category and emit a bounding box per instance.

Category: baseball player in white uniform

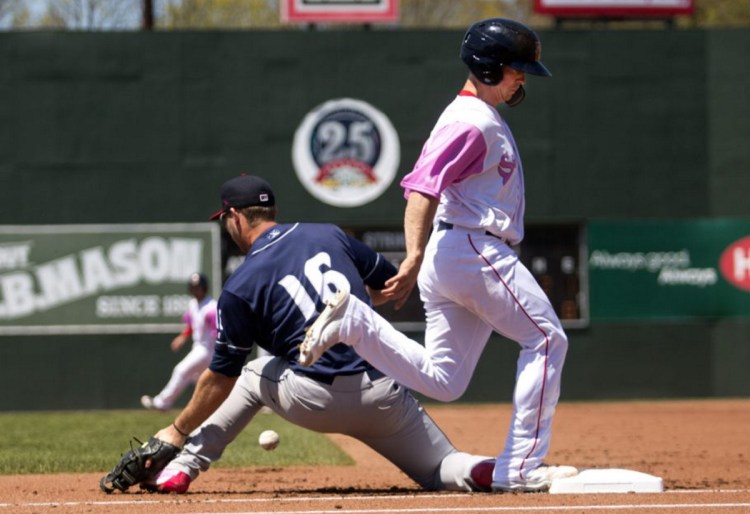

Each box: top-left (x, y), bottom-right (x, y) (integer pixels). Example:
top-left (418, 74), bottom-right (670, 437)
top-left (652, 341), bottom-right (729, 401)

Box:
top-left (141, 273), bottom-right (218, 411)
top-left (300, 19), bottom-right (577, 492)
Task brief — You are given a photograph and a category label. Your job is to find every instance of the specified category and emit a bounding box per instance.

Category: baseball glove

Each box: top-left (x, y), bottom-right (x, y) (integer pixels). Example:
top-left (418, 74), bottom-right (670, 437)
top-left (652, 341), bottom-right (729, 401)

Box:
top-left (99, 436), bottom-right (181, 493)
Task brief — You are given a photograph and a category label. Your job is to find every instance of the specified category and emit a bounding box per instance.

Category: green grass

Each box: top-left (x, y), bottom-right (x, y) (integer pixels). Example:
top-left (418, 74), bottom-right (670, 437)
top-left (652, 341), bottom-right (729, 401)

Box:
top-left (0, 410), bottom-right (353, 475)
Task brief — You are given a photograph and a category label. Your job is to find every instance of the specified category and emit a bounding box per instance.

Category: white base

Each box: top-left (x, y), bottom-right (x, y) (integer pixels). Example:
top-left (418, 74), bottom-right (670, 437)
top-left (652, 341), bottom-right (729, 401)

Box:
top-left (549, 468), bottom-right (664, 494)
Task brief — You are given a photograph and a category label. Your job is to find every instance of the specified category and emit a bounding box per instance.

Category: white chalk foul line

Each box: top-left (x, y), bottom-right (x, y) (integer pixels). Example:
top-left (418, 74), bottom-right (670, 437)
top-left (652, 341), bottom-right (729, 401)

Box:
top-left (2, 490), bottom-right (749, 511)
top-left (175, 503), bottom-right (750, 514)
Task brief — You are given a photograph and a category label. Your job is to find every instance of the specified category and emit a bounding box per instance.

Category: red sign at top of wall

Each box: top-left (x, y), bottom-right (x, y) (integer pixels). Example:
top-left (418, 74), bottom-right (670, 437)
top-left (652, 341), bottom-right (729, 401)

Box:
top-left (533, 0), bottom-right (694, 18)
top-left (282, 0), bottom-right (398, 23)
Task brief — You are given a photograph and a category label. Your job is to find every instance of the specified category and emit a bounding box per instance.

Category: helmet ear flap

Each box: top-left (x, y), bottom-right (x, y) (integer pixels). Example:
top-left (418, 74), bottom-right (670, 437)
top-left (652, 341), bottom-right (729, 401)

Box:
top-left (465, 56), bottom-right (504, 86)
top-left (483, 65), bottom-right (504, 86)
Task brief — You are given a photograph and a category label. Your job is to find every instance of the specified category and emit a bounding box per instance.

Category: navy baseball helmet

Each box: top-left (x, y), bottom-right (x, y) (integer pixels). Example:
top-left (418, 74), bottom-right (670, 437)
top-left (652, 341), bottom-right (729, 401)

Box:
top-left (460, 18), bottom-right (551, 87)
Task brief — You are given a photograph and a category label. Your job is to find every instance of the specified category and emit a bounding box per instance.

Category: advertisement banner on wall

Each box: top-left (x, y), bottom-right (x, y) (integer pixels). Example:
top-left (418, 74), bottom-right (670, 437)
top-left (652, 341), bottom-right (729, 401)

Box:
top-left (588, 219), bottom-right (750, 320)
top-left (0, 224), bottom-right (221, 335)
top-left (282, 0), bottom-right (399, 23)
top-left (533, 0), bottom-right (694, 18)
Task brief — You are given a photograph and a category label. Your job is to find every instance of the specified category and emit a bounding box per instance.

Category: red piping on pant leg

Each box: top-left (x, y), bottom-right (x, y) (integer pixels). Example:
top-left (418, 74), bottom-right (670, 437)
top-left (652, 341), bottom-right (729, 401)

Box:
top-left (467, 234), bottom-right (551, 482)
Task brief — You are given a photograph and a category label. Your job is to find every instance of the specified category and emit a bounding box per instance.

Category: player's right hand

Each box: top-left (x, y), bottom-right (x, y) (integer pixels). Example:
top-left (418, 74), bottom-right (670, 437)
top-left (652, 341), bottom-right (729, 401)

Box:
top-left (170, 334), bottom-right (187, 352)
top-left (382, 258), bottom-right (420, 310)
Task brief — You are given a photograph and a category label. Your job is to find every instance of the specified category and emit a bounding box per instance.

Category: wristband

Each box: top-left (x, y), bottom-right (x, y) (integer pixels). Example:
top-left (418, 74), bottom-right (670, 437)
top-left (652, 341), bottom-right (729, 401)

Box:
top-left (172, 423), bottom-right (189, 437)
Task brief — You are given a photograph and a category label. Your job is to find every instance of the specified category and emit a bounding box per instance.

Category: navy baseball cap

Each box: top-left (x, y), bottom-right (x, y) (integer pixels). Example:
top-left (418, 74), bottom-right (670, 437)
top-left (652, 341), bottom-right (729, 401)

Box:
top-left (188, 272), bottom-right (208, 289)
top-left (209, 175), bottom-right (275, 220)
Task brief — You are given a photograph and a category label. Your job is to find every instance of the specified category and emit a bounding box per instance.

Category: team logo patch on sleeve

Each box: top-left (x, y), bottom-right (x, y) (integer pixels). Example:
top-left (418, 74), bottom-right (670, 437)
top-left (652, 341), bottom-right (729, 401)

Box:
top-left (292, 98), bottom-right (400, 208)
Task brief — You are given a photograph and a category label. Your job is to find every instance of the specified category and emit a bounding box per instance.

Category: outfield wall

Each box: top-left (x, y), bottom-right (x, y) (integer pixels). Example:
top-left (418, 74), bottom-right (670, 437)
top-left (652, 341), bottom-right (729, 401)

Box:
top-left (0, 29), bottom-right (748, 409)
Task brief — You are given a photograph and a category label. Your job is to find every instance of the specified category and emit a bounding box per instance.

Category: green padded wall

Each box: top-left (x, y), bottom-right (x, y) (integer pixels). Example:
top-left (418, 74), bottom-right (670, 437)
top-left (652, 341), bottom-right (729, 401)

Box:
top-left (0, 29), bottom-right (749, 409)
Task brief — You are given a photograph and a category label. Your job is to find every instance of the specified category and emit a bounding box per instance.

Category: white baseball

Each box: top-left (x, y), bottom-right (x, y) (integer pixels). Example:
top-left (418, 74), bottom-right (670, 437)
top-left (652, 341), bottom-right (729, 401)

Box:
top-left (258, 429), bottom-right (280, 451)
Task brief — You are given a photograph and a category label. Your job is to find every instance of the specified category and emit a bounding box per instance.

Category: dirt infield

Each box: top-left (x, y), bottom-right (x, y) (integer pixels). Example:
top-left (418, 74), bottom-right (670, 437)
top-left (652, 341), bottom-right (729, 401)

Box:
top-left (2, 398), bottom-right (749, 513)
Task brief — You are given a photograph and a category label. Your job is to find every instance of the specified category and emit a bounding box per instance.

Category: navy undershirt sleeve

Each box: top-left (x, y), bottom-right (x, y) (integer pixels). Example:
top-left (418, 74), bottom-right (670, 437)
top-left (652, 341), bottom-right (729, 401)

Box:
top-left (208, 291), bottom-right (256, 377)
top-left (344, 234), bottom-right (397, 290)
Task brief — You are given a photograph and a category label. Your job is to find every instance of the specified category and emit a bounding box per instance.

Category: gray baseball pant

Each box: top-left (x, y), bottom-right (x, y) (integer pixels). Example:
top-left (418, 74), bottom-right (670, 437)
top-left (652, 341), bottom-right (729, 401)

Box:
top-left (167, 355), bottom-right (491, 491)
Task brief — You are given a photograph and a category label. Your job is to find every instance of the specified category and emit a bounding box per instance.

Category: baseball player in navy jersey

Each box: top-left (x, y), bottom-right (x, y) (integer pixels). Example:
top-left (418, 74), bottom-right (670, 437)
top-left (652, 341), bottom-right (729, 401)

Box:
top-left (140, 174), bottom-right (495, 493)
top-left (141, 272), bottom-right (218, 411)
top-left (300, 19), bottom-right (577, 492)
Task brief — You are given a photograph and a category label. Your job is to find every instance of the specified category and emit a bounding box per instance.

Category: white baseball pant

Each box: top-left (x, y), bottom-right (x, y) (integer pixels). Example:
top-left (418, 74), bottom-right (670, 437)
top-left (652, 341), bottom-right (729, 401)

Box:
top-left (337, 227), bottom-right (569, 486)
top-left (153, 344), bottom-right (213, 410)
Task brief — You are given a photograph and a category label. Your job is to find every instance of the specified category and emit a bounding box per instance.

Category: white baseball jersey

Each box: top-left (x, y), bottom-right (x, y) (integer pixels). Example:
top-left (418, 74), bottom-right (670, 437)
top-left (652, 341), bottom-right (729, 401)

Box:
top-left (184, 297), bottom-right (218, 351)
top-left (401, 92), bottom-right (525, 245)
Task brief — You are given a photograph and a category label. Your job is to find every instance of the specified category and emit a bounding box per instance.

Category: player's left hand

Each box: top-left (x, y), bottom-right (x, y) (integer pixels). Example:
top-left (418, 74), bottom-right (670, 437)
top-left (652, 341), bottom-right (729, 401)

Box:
top-left (99, 436), bottom-right (181, 493)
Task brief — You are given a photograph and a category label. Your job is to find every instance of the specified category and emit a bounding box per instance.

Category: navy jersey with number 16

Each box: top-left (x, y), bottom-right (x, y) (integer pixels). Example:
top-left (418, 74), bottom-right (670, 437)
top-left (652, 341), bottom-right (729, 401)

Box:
top-left (209, 223), bottom-right (396, 379)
